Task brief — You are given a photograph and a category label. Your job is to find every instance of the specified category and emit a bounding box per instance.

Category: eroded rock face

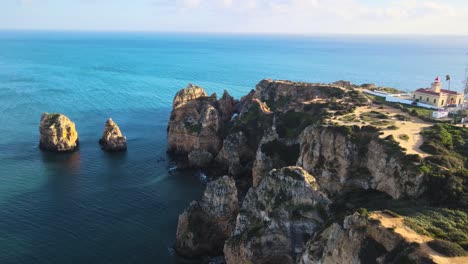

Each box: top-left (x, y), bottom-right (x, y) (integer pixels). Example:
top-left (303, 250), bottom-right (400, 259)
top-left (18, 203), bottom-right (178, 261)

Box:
top-left (298, 126), bottom-right (425, 199)
top-left (251, 129), bottom-right (301, 187)
top-left (172, 83), bottom-right (207, 109)
top-left (216, 131), bottom-right (254, 177)
top-left (253, 79), bottom-right (345, 112)
top-left (167, 84), bottom-right (224, 157)
top-left (175, 176), bottom-right (239, 258)
top-left (39, 113), bottom-right (79, 152)
top-left (223, 167), bottom-right (330, 264)
top-left (188, 149), bottom-right (213, 168)
top-left (298, 213), bottom-right (432, 264)
top-left (99, 118), bottom-right (127, 152)
top-left (219, 90), bottom-right (236, 121)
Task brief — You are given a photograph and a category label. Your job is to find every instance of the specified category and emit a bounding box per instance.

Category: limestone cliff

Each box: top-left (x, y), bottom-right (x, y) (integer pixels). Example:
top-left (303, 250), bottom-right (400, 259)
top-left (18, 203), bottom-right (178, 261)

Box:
top-left (167, 84), bottom-right (226, 160)
top-left (39, 113), bottom-right (79, 152)
top-left (299, 213), bottom-right (435, 264)
top-left (298, 126), bottom-right (425, 199)
top-left (223, 167), bottom-right (330, 264)
top-left (175, 176), bottom-right (239, 258)
top-left (253, 79), bottom-right (345, 112)
top-left (169, 79), bottom-right (438, 263)
top-left (99, 118), bottom-right (127, 152)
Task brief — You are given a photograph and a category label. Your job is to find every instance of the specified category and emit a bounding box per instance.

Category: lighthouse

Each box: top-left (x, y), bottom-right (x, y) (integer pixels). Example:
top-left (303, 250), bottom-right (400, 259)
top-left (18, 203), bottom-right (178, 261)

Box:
top-left (431, 76), bottom-right (442, 93)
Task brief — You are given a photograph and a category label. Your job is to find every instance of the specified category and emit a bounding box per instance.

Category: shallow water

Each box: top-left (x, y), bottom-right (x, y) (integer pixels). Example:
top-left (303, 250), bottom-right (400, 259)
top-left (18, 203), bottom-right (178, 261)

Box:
top-left (0, 31), bottom-right (467, 263)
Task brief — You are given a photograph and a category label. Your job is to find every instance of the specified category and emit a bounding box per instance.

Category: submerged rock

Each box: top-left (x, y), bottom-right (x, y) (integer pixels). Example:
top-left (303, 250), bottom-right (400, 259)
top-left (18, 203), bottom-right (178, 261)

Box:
top-left (175, 176), bottom-right (239, 258)
top-left (39, 113), bottom-right (79, 152)
top-left (99, 118), bottom-right (127, 152)
top-left (224, 166), bottom-right (330, 264)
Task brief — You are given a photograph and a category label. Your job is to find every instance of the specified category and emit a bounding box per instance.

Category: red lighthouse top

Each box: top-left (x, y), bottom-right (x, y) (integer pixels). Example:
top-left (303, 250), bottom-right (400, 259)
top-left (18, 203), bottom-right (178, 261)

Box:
top-left (434, 76), bottom-right (440, 83)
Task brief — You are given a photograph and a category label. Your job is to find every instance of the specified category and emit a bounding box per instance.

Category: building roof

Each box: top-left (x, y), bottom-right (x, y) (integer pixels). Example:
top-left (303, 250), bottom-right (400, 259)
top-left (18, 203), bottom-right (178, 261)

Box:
top-left (414, 88), bottom-right (461, 96)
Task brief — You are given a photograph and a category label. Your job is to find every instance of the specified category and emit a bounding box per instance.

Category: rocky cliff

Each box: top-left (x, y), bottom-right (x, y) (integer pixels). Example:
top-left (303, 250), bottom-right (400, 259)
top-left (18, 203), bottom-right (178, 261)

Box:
top-left (224, 167), bottom-right (330, 264)
top-left (299, 212), bottom-right (434, 264)
top-left (297, 126), bottom-right (425, 199)
top-left (169, 79), bottom-right (452, 263)
top-left (167, 84), bottom-right (236, 167)
top-left (99, 118), bottom-right (127, 152)
top-left (175, 175), bottom-right (239, 258)
top-left (39, 113), bottom-right (79, 152)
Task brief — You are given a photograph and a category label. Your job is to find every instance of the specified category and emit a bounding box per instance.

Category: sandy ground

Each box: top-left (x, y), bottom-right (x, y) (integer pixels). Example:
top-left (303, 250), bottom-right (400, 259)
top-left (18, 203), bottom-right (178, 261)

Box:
top-left (370, 213), bottom-right (468, 264)
top-left (330, 104), bottom-right (433, 157)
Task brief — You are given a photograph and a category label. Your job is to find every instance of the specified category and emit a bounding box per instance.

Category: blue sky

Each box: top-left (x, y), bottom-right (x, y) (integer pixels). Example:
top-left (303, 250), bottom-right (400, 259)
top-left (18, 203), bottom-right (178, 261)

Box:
top-left (1, 0), bottom-right (468, 34)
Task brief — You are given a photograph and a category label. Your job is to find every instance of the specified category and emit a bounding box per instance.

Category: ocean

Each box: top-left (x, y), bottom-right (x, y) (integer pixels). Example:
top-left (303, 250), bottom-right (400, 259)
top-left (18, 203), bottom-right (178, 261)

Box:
top-left (0, 31), bottom-right (467, 263)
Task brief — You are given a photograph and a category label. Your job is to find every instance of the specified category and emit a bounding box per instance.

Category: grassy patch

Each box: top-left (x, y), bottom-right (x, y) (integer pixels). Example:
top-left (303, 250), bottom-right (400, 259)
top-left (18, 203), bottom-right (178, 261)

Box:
top-left (276, 111), bottom-right (322, 138)
top-left (403, 208), bottom-right (468, 250)
top-left (361, 111), bottom-right (390, 120)
top-left (387, 125), bottom-right (399, 130)
top-left (394, 114), bottom-right (411, 121)
top-left (427, 239), bottom-right (467, 257)
top-left (339, 114), bottom-right (358, 122)
top-left (382, 210), bottom-right (400, 218)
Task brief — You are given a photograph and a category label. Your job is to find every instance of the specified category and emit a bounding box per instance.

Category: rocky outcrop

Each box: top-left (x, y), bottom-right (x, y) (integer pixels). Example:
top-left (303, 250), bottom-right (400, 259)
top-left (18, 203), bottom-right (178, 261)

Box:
top-left (299, 213), bottom-right (433, 264)
top-left (224, 167), bottom-right (330, 264)
top-left (298, 126), bottom-right (425, 199)
top-left (99, 118), bottom-right (127, 152)
top-left (39, 113), bottom-right (79, 152)
top-left (251, 128), bottom-right (301, 187)
top-left (253, 79), bottom-right (345, 111)
top-left (167, 84), bottom-right (224, 157)
top-left (215, 131), bottom-right (254, 177)
top-left (175, 176), bottom-right (239, 258)
top-left (172, 83), bottom-right (207, 109)
top-left (188, 149), bottom-right (213, 168)
top-left (219, 90), bottom-right (236, 121)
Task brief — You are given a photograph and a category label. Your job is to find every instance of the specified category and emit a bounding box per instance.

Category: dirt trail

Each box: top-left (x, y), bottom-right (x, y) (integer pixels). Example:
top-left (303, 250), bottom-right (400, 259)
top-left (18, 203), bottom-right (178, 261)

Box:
top-left (331, 104), bottom-right (432, 157)
top-left (371, 213), bottom-right (468, 264)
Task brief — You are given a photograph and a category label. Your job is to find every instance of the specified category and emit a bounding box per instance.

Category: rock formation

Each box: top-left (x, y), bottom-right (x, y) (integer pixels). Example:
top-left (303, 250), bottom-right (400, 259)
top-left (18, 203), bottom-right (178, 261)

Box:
top-left (298, 126), bottom-right (425, 199)
top-left (223, 167), bottom-right (330, 264)
top-left (167, 84), bottom-right (227, 158)
top-left (39, 113), bottom-right (79, 152)
top-left (299, 212), bottom-right (434, 264)
top-left (99, 118), bottom-right (127, 152)
top-left (175, 176), bottom-right (239, 258)
top-left (168, 79), bottom-right (443, 263)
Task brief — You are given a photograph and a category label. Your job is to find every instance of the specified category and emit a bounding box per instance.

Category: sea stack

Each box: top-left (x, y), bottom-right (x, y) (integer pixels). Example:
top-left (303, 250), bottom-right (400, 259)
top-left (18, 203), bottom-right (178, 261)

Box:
top-left (99, 118), bottom-right (127, 152)
top-left (167, 83), bottom-right (234, 162)
top-left (39, 113), bottom-right (79, 152)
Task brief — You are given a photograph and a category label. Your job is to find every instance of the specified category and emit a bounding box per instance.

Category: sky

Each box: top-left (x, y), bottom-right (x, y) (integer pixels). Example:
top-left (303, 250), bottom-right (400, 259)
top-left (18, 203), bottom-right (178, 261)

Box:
top-left (1, 0), bottom-right (468, 34)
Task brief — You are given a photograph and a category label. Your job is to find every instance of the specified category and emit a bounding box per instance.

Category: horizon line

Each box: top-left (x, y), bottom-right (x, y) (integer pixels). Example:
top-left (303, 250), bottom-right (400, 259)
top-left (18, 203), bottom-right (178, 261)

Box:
top-left (1, 28), bottom-right (468, 37)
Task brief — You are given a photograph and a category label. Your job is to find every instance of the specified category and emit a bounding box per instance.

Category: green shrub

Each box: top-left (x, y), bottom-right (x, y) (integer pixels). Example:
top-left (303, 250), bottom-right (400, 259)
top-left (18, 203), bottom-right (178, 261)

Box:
top-left (399, 134), bottom-right (409, 141)
top-left (382, 210), bottom-right (400, 218)
top-left (387, 125), bottom-right (399, 130)
top-left (356, 208), bottom-right (369, 217)
top-left (427, 240), bottom-right (467, 257)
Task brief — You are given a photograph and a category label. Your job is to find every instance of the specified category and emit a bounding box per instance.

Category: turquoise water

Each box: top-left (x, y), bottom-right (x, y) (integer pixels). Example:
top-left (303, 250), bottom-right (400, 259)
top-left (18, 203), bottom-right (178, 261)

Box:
top-left (0, 31), bottom-right (467, 263)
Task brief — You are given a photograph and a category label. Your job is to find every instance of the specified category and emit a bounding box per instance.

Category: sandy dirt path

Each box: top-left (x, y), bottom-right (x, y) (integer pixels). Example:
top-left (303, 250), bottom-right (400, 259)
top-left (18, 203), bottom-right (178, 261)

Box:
top-left (331, 104), bottom-right (433, 157)
top-left (371, 213), bottom-right (468, 264)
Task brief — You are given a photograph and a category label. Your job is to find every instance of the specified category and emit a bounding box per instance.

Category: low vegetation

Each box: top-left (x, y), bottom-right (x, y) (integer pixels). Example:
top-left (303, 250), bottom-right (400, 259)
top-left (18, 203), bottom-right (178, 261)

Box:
top-left (398, 134), bottom-right (409, 141)
top-left (427, 239), bottom-right (467, 257)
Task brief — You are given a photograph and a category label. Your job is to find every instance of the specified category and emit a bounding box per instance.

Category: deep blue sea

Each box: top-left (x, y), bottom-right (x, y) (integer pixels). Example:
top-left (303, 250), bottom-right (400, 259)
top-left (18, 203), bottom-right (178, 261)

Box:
top-left (0, 31), bottom-right (467, 263)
